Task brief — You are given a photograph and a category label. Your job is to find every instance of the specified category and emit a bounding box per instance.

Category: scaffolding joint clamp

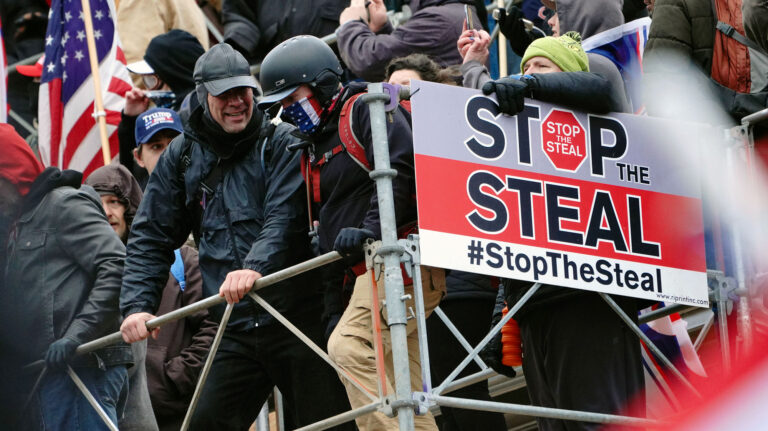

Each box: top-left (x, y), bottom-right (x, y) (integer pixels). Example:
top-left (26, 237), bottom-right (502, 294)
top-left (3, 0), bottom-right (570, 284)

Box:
top-left (369, 168), bottom-right (398, 181)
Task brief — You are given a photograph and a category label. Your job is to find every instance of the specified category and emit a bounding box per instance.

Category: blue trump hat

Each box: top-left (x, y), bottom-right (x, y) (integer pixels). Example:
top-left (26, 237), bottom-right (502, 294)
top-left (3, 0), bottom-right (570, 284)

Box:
top-left (135, 108), bottom-right (183, 146)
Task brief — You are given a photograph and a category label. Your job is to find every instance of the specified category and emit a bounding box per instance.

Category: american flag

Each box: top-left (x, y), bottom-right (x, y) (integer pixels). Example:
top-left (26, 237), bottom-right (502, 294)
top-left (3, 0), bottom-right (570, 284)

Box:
top-left (0, 17), bottom-right (7, 123)
top-left (582, 18), bottom-right (652, 115)
top-left (38, 0), bottom-right (131, 178)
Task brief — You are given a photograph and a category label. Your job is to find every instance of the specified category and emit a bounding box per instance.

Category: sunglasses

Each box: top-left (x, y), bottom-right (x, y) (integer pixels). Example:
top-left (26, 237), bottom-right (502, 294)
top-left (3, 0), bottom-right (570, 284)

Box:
top-left (142, 74), bottom-right (163, 91)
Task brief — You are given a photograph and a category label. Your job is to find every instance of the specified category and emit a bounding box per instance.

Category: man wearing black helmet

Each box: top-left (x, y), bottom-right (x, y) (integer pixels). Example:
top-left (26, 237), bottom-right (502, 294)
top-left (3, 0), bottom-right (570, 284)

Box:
top-left (259, 35), bottom-right (446, 431)
top-left (119, 43), bottom-right (353, 430)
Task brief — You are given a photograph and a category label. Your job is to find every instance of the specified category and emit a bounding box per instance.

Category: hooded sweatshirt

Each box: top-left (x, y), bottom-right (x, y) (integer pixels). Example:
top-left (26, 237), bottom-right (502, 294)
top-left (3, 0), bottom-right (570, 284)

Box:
top-left (85, 164), bottom-right (144, 231)
top-left (144, 29), bottom-right (205, 109)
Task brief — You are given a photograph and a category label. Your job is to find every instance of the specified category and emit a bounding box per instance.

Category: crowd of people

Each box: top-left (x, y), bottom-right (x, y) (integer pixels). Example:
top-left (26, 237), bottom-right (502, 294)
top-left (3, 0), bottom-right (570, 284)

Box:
top-left (1, 0), bottom-right (767, 430)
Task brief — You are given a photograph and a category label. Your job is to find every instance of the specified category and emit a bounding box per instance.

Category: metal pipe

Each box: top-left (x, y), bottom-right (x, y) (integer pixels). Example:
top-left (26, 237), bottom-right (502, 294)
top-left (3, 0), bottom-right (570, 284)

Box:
top-left (717, 296), bottom-right (731, 374)
top-left (440, 368), bottom-right (495, 395)
top-left (638, 303), bottom-right (696, 325)
top-left (411, 259), bottom-right (433, 393)
top-left (434, 283), bottom-right (541, 395)
top-left (433, 306), bottom-right (488, 369)
top-left (431, 394), bottom-right (661, 428)
top-left (255, 401), bottom-right (270, 431)
top-left (248, 293), bottom-right (378, 402)
top-left (599, 294), bottom-right (702, 397)
top-left (741, 108), bottom-right (768, 127)
top-left (67, 366), bottom-right (119, 431)
top-left (694, 313), bottom-right (715, 351)
top-left (294, 402), bottom-right (380, 431)
top-left (204, 16), bottom-right (225, 44)
top-left (275, 387), bottom-right (286, 431)
top-left (71, 251), bottom-right (342, 357)
top-left (7, 109), bottom-right (37, 136)
top-left (180, 302), bottom-right (234, 431)
top-left (364, 82), bottom-right (415, 430)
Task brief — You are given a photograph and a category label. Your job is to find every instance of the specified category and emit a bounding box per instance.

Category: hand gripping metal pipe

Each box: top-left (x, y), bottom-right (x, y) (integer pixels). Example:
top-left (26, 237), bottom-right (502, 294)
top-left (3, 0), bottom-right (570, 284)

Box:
top-left (24, 252), bottom-right (344, 373)
top-left (362, 82), bottom-right (416, 430)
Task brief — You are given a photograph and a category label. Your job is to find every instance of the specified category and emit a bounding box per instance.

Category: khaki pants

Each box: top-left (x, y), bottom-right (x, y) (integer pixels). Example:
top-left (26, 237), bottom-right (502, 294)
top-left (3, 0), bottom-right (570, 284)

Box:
top-left (328, 266), bottom-right (446, 431)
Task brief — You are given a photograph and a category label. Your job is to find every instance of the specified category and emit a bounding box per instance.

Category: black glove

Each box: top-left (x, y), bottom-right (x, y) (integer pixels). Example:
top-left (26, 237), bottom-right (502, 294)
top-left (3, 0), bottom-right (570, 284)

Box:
top-left (325, 313), bottom-right (342, 341)
top-left (45, 338), bottom-right (79, 370)
top-left (333, 227), bottom-right (375, 262)
top-left (479, 313), bottom-right (517, 378)
top-left (482, 77), bottom-right (531, 116)
top-left (497, 6), bottom-right (537, 56)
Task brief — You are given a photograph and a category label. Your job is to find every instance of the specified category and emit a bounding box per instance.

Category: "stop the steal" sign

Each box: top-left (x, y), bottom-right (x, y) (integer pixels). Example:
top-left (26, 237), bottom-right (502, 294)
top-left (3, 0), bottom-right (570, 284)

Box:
top-left (411, 81), bottom-right (710, 307)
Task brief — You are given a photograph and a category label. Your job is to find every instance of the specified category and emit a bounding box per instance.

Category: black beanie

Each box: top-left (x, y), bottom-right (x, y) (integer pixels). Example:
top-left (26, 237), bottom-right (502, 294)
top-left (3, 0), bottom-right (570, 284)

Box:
top-left (144, 30), bottom-right (205, 97)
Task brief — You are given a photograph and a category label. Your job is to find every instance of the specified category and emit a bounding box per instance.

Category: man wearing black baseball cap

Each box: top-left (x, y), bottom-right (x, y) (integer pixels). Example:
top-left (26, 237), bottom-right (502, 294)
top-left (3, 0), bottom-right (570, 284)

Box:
top-left (119, 43), bottom-right (354, 430)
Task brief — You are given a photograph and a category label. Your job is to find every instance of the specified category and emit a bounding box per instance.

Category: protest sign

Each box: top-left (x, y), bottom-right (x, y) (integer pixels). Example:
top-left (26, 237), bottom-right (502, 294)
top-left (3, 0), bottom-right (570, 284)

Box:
top-left (412, 81), bottom-right (709, 307)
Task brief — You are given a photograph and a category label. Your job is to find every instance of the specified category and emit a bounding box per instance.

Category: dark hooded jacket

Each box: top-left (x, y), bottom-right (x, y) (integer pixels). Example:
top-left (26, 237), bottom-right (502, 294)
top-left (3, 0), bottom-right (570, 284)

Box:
top-left (221, 0), bottom-right (348, 62)
top-left (120, 99), bottom-right (321, 330)
top-left (0, 167), bottom-right (132, 368)
top-left (337, 0), bottom-right (481, 82)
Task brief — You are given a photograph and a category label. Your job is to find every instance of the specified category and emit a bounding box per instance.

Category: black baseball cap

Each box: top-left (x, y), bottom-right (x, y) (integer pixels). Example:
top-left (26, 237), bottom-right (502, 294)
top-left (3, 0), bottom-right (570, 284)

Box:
top-left (193, 43), bottom-right (258, 96)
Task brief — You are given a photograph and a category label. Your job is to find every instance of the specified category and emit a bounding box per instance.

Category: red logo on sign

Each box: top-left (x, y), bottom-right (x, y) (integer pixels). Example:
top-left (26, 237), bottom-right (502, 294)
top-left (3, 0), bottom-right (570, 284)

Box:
top-left (541, 109), bottom-right (587, 172)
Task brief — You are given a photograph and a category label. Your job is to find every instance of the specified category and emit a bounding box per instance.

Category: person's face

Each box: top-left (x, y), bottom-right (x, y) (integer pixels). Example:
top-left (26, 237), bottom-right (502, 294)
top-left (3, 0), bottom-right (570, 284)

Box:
top-left (388, 69), bottom-right (422, 86)
top-left (100, 194), bottom-right (128, 242)
top-left (133, 132), bottom-right (175, 175)
top-left (0, 178), bottom-right (22, 219)
top-left (548, 13), bottom-right (560, 37)
top-left (207, 86), bottom-right (254, 134)
top-left (523, 56), bottom-right (563, 74)
top-left (279, 84), bottom-right (315, 109)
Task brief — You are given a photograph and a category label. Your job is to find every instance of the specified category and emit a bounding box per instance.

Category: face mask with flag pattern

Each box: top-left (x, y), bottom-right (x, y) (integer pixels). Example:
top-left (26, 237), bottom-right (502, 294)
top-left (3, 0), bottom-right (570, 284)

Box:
top-left (282, 95), bottom-right (324, 134)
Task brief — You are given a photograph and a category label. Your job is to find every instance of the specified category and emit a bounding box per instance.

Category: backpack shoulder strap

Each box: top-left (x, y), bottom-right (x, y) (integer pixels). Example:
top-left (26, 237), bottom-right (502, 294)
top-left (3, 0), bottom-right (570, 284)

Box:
top-left (338, 92), bottom-right (373, 172)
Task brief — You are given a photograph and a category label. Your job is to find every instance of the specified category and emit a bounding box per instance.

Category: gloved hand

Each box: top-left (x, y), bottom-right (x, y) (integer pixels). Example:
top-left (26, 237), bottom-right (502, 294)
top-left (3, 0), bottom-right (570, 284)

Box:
top-left (325, 313), bottom-right (342, 341)
top-left (496, 6), bottom-right (537, 56)
top-left (45, 338), bottom-right (79, 370)
top-left (482, 76), bottom-right (532, 116)
top-left (479, 314), bottom-right (517, 378)
top-left (334, 227), bottom-right (375, 262)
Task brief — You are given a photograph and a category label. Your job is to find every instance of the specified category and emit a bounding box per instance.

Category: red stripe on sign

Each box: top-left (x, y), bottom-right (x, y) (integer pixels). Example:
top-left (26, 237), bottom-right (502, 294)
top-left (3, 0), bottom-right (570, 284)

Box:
top-left (48, 79), bottom-right (63, 167)
top-left (415, 154), bottom-right (706, 272)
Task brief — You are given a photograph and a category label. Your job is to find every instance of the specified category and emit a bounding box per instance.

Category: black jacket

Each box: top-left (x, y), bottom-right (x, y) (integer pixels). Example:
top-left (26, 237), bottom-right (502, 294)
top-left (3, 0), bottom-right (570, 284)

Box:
top-left (222, 0), bottom-right (347, 62)
top-left (121, 105), bottom-right (321, 330)
top-left (306, 84), bottom-right (415, 318)
top-left (0, 168), bottom-right (132, 367)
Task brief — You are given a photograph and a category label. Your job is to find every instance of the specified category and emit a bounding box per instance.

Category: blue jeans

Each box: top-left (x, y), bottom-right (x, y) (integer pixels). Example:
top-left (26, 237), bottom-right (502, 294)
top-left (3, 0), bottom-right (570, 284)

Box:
top-left (37, 365), bottom-right (127, 431)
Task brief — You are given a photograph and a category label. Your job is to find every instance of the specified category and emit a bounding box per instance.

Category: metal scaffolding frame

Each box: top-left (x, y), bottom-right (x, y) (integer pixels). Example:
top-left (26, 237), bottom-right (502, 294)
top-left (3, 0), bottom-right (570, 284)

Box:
top-left (20, 84), bottom-right (744, 431)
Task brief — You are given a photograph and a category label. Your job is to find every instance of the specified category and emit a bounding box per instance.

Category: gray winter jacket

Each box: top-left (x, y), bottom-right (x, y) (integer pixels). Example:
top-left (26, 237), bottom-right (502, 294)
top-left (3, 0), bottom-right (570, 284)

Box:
top-left (337, 0), bottom-right (479, 81)
top-left (1, 168), bottom-right (131, 368)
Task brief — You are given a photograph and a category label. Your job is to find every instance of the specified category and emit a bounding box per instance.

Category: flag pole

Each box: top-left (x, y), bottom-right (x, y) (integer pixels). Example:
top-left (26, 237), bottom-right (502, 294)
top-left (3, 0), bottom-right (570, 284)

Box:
top-left (80, 0), bottom-right (112, 165)
top-left (497, 0), bottom-right (508, 77)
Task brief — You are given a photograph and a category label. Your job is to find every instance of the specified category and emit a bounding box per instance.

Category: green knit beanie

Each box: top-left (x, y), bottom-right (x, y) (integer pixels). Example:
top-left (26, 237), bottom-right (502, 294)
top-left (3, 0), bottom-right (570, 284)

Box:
top-left (520, 31), bottom-right (589, 74)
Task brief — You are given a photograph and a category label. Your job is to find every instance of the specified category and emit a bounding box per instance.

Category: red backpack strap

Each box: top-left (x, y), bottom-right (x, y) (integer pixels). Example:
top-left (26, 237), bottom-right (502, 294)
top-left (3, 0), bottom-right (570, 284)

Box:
top-left (301, 152), bottom-right (323, 204)
top-left (338, 93), bottom-right (373, 172)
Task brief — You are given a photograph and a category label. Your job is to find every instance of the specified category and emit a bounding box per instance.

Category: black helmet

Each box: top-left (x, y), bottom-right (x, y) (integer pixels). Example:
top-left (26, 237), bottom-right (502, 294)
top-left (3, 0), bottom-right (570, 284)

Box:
top-left (258, 35), bottom-right (343, 108)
